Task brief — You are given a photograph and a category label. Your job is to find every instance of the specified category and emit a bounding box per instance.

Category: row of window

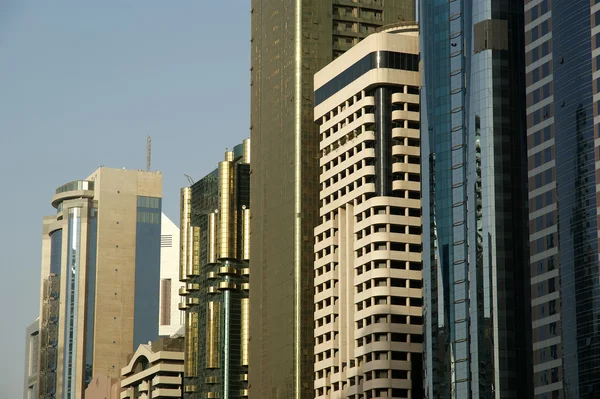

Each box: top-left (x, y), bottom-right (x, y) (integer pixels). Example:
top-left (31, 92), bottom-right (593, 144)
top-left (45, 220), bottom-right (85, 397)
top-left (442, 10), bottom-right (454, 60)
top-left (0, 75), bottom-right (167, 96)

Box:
top-left (321, 99), bottom-right (419, 142)
top-left (529, 0), bottom-right (549, 22)
top-left (137, 210), bottom-right (160, 225)
top-left (318, 387), bottom-right (410, 399)
top-left (356, 331), bottom-right (422, 346)
top-left (137, 196), bottom-right (161, 209)
top-left (356, 260), bottom-right (423, 276)
top-left (530, 145), bottom-right (553, 169)
top-left (316, 257), bottom-right (424, 276)
top-left (315, 51), bottom-right (419, 106)
top-left (357, 314), bottom-right (422, 330)
top-left (356, 277), bottom-right (422, 292)
top-left (530, 167), bottom-right (554, 190)
top-left (531, 60), bottom-right (551, 85)
top-left (356, 296), bottom-right (423, 311)
top-left (356, 223), bottom-right (422, 239)
top-left (356, 242), bottom-right (422, 257)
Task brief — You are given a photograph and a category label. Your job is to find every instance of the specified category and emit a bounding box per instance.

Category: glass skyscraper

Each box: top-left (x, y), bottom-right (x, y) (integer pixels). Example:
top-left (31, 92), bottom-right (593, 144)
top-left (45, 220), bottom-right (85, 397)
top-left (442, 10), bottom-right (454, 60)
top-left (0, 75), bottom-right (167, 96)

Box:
top-left (420, 0), bottom-right (532, 397)
top-left (525, 0), bottom-right (600, 396)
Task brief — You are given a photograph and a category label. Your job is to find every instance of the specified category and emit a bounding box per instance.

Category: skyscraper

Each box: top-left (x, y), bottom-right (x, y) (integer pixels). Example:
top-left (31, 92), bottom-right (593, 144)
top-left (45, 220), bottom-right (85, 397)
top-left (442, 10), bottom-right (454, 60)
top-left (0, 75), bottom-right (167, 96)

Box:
top-left (525, 0), bottom-right (600, 396)
top-left (420, 1), bottom-right (532, 397)
top-left (179, 140), bottom-right (250, 398)
top-left (313, 24), bottom-right (423, 399)
top-left (250, 2), bottom-right (415, 398)
top-left (36, 167), bottom-right (162, 399)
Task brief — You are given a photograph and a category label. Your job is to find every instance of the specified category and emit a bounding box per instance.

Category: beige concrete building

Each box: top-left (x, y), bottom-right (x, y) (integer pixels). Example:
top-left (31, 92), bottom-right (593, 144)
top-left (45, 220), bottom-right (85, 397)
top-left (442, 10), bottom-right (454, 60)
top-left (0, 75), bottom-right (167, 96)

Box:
top-left (36, 167), bottom-right (162, 399)
top-left (313, 25), bottom-right (423, 399)
top-left (84, 374), bottom-right (120, 399)
top-left (120, 338), bottom-right (184, 399)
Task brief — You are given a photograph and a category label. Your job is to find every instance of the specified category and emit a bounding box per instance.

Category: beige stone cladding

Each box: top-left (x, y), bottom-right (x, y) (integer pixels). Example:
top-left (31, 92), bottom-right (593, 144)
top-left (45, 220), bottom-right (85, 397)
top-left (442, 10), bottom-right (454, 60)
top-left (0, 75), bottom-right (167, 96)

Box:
top-left (313, 25), bottom-right (423, 399)
top-left (84, 374), bottom-right (120, 399)
top-left (36, 167), bottom-right (162, 399)
top-left (88, 168), bottom-right (162, 380)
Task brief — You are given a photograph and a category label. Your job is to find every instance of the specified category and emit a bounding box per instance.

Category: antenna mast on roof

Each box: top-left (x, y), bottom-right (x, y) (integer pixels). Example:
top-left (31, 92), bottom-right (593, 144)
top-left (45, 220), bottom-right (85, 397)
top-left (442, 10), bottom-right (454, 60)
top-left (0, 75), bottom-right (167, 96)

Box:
top-left (146, 135), bottom-right (152, 172)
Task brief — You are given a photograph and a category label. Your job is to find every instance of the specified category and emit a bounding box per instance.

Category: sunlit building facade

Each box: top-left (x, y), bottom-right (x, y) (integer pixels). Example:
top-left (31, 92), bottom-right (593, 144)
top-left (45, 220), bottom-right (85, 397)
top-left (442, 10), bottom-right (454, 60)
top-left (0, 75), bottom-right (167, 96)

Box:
top-left (180, 140), bottom-right (250, 398)
top-left (313, 24), bottom-right (423, 399)
top-left (250, 2), bottom-right (416, 398)
top-left (120, 338), bottom-right (185, 399)
top-left (36, 167), bottom-right (163, 399)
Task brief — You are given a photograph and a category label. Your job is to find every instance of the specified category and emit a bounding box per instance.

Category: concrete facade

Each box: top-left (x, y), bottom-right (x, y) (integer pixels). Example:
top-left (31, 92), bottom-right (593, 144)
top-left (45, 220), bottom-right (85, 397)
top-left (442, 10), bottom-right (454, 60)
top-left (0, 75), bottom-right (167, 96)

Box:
top-left (120, 338), bottom-right (184, 399)
top-left (23, 318), bottom-right (40, 399)
top-left (84, 374), bottom-right (120, 399)
top-left (159, 213), bottom-right (182, 338)
top-left (313, 25), bottom-right (423, 399)
top-left (36, 167), bottom-right (162, 399)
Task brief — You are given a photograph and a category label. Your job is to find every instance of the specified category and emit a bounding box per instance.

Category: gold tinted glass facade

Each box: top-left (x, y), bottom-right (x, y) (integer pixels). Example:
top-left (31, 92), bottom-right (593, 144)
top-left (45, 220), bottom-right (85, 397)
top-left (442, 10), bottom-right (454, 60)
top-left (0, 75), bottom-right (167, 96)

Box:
top-left (218, 158), bottom-right (237, 260)
top-left (180, 187), bottom-right (201, 280)
top-left (206, 302), bottom-right (221, 369)
top-left (241, 298), bottom-right (250, 367)
top-left (185, 311), bottom-right (199, 377)
top-left (249, 1), bottom-right (415, 398)
top-left (181, 142), bottom-right (250, 398)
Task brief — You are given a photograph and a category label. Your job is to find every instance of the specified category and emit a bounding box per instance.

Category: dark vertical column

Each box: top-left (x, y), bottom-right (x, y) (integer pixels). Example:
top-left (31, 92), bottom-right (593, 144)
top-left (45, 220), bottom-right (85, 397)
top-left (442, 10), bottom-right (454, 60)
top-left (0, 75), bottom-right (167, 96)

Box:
top-left (375, 86), bottom-right (393, 196)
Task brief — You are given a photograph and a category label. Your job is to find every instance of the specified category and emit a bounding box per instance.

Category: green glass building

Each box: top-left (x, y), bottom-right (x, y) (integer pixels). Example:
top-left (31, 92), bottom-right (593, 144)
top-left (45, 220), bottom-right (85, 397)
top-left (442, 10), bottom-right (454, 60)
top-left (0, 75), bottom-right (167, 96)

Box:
top-left (180, 140), bottom-right (251, 398)
top-left (249, 1), bottom-right (416, 398)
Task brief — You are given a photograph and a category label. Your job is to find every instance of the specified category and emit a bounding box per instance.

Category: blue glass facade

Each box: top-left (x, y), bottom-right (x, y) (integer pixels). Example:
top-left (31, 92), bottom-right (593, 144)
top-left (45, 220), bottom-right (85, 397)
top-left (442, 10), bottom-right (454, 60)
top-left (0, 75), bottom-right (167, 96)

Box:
top-left (63, 207), bottom-right (82, 399)
top-left (525, 0), bottom-right (600, 396)
top-left (133, 196), bottom-right (162, 348)
top-left (421, 0), bottom-right (531, 397)
top-left (50, 230), bottom-right (62, 275)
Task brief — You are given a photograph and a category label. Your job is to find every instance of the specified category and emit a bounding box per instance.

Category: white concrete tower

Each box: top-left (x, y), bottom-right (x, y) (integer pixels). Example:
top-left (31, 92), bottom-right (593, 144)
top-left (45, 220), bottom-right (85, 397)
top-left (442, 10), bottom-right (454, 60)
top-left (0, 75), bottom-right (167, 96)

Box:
top-left (313, 24), bottom-right (423, 399)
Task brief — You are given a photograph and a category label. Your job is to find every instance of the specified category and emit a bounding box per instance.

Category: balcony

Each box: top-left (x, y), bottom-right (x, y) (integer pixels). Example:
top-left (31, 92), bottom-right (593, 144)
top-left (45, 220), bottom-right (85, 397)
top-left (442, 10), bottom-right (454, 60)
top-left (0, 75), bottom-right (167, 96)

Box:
top-left (218, 282), bottom-right (237, 291)
top-left (218, 266), bottom-right (238, 275)
top-left (152, 388), bottom-right (182, 398)
top-left (186, 283), bottom-right (200, 292)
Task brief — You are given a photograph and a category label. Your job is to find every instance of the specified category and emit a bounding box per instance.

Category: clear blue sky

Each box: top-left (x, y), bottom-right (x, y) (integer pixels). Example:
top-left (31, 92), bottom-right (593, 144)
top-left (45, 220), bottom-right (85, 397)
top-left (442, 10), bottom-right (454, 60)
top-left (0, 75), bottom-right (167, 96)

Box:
top-left (0, 2), bottom-right (249, 397)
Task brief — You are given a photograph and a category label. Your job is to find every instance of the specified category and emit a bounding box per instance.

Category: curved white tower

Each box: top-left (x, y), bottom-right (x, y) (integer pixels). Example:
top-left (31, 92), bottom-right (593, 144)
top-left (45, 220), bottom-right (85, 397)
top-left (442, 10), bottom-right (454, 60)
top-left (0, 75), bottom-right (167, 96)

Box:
top-left (313, 24), bottom-right (423, 399)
